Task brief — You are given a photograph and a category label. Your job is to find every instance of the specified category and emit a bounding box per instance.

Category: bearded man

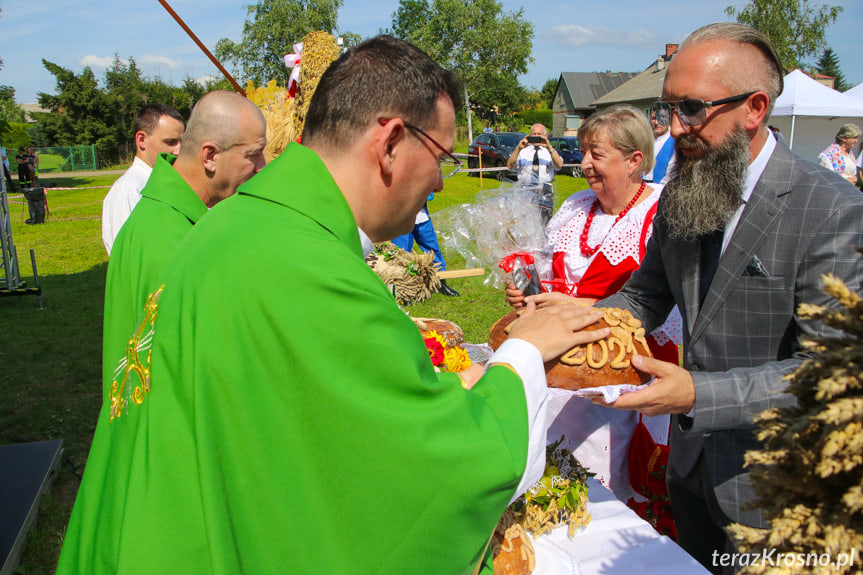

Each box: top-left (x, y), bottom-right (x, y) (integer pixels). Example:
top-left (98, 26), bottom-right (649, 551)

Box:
top-left (593, 23), bottom-right (863, 574)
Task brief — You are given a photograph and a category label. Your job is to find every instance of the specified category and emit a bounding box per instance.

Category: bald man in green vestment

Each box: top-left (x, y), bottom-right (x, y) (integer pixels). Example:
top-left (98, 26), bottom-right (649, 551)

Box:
top-left (58, 36), bottom-right (608, 575)
top-left (101, 90), bottom-right (267, 405)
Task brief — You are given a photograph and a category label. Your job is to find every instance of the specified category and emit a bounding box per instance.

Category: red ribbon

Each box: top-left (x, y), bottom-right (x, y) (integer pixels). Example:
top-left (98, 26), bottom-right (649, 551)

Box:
top-left (498, 252), bottom-right (535, 276)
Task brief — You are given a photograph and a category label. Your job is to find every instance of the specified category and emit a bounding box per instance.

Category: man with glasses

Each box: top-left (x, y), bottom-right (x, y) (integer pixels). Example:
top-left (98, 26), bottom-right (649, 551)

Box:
top-left (594, 23), bottom-right (863, 573)
top-left (57, 35), bottom-right (607, 575)
top-left (507, 123), bottom-right (563, 226)
top-left (388, 130), bottom-right (462, 296)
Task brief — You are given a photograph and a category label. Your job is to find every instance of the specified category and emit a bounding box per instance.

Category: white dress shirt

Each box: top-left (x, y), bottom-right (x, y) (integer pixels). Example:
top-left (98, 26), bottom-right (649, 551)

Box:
top-left (102, 157), bottom-right (153, 255)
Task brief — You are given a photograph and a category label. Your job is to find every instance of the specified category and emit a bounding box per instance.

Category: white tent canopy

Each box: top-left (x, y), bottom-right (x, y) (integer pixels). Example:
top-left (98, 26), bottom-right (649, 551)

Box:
top-left (845, 81), bottom-right (863, 102)
top-left (768, 70), bottom-right (863, 161)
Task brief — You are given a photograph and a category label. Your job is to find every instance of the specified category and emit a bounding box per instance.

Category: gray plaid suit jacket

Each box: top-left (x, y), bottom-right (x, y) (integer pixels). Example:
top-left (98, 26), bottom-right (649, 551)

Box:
top-left (602, 141), bottom-right (863, 526)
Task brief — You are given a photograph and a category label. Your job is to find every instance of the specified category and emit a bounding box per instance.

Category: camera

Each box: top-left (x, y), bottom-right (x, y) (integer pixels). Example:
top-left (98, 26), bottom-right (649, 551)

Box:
top-left (527, 135), bottom-right (543, 144)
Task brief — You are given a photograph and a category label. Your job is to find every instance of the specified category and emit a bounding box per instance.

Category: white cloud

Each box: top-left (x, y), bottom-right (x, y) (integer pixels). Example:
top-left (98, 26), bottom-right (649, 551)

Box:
top-left (195, 75), bottom-right (217, 86)
top-left (138, 55), bottom-right (184, 70)
top-left (547, 25), bottom-right (658, 49)
top-left (78, 54), bottom-right (184, 73)
top-left (79, 55), bottom-right (115, 69)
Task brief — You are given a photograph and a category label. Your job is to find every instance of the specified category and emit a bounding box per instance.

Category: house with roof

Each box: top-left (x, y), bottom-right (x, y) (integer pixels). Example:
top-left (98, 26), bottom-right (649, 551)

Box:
top-left (552, 72), bottom-right (638, 136)
top-left (592, 44), bottom-right (679, 115)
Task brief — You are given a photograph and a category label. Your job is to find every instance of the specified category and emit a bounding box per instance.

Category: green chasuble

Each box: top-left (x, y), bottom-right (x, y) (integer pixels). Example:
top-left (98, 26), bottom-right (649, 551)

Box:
top-left (101, 153), bottom-right (207, 403)
top-left (59, 144), bottom-right (537, 575)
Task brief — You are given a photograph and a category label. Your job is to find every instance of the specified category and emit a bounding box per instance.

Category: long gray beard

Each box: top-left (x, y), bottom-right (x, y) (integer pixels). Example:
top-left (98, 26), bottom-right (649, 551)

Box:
top-left (662, 126), bottom-right (750, 241)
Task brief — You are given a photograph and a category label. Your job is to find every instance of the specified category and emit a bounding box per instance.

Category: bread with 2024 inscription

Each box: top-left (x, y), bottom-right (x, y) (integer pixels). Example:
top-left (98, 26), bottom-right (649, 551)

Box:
top-left (487, 305), bottom-right (652, 390)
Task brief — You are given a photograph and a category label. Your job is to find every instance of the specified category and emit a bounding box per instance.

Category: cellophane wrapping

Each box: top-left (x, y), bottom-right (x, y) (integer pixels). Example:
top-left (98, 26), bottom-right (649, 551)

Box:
top-left (435, 183), bottom-right (550, 291)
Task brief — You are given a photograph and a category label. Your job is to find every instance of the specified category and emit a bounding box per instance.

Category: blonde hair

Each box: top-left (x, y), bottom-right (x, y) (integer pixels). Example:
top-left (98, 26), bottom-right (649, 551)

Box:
top-left (836, 123), bottom-right (862, 144)
top-left (578, 105), bottom-right (654, 176)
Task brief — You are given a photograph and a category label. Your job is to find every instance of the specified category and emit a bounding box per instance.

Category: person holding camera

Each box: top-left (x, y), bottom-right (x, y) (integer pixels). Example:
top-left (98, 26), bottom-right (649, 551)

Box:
top-left (507, 123), bottom-right (563, 185)
top-left (507, 123), bottom-right (563, 226)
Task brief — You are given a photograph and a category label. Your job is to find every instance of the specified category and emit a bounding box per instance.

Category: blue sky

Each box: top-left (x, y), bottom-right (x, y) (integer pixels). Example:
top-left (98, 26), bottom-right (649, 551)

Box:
top-left (1, 0), bottom-right (861, 105)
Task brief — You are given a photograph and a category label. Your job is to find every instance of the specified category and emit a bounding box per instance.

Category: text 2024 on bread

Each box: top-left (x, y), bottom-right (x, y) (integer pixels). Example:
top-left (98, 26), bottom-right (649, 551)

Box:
top-left (488, 305), bottom-right (652, 390)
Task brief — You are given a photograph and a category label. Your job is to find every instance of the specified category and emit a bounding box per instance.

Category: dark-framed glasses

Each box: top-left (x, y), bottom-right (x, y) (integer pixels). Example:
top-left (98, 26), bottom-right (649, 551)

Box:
top-left (403, 123), bottom-right (462, 178)
top-left (378, 118), bottom-right (462, 178)
top-left (652, 92), bottom-right (756, 127)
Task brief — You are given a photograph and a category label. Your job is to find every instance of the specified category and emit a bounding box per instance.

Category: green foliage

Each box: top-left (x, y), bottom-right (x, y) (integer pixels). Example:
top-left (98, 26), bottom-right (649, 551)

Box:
top-left (816, 47), bottom-right (850, 92)
top-left (30, 57), bottom-right (220, 166)
top-left (35, 60), bottom-right (115, 161)
top-left (540, 78), bottom-right (558, 109)
top-left (390, 0), bottom-right (533, 139)
top-left (1, 121), bottom-right (32, 150)
top-left (473, 70), bottom-right (529, 119)
top-left (725, 0), bottom-right (843, 70)
top-left (518, 109), bottom-right (552, 129)
top-left (215, 0), bottom-right (343, 85)
top-left (0, 85), bottom-right (25, 123)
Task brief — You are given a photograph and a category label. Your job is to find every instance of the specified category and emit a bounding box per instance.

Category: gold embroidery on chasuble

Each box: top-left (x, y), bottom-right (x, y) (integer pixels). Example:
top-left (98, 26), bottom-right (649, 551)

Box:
top-left (109, 286), bottom-right (164, 422)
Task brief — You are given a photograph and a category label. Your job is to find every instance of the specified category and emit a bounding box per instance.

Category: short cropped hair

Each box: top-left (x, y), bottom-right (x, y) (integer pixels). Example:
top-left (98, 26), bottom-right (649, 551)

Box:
top-left (134, 103), bottom-right (184, 136)
top-left (302, 35), bottom-right (462, 150)
top-left (836, 123), bottom-right (862, 144)
top-left (681, 22), bottom-right (784, 119)
top-left (578, 105), bottom-right (655, 176)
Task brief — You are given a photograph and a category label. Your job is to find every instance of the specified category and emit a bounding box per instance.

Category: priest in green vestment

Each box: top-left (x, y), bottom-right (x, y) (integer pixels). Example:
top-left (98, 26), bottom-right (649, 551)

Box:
top-left (101, 90), bottom-right (267, 406)
top-left (57, 36), bottom-right (607, 575)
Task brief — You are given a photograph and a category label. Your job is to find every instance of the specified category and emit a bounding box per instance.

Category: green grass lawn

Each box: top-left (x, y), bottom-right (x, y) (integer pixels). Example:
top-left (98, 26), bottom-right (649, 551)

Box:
top-left (1, 167), bottom-right (587, 574)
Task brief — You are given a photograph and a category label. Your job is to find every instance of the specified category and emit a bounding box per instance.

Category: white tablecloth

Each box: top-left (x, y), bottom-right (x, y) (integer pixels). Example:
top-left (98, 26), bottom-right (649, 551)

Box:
top-left (531, 478), bottom-right (710, 575)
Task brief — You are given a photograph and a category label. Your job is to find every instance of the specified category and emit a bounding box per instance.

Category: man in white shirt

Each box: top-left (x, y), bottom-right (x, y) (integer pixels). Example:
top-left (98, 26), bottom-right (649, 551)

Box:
top-left (506, 123), bottom-right (562, 185)
top-left (102, 104), bottom-right (185, 254)
top-left (507, 123), bottom-right (563, 226)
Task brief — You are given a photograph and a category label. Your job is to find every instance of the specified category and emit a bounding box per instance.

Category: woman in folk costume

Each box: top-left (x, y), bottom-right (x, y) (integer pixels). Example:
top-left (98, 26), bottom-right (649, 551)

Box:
top-left (818, 123), bottom-right (860, 185)
top-left (506, 105), bottom-right (682, 536)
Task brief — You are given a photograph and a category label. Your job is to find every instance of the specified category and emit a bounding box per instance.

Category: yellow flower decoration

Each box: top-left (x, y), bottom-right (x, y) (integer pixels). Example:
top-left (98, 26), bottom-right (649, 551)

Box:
top-left (444, 345), bottom-right (472, 373)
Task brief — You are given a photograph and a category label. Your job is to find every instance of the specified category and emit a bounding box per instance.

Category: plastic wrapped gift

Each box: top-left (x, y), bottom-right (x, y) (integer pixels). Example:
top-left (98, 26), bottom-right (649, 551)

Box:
top-left (435, 184), bottom-right (550, 293)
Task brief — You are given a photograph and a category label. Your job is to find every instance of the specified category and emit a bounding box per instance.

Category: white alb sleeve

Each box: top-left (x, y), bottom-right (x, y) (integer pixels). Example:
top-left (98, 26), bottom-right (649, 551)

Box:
top-left (486, 338), bottom-right (549, 503)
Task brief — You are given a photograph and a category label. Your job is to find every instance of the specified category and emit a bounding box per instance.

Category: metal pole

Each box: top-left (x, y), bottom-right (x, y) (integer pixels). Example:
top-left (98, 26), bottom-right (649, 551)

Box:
top-left (0, 168), bottom-right (22, 290)
top-left (157, 0), bottom-right (246, 96)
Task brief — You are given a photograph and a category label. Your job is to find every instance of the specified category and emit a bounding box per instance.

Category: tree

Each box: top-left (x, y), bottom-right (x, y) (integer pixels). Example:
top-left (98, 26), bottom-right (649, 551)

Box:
top-left (31, 59), bottom-right (213, 166)
top-left (816, 47), bottom-right (850, 92)
top-left (0, 85), bottom-right (24, 123)
top-left (389, 0), bottom-right (427, 39)
top-left (35, 60), bottom-right (117, 162)
top-left (390, 0), bottom-right (533, 141)
top-left (725, 0), bottom-right (843, 71)
top-left (215, 0), bottom-right (343, 86)
top-left (540, 78), bottom-right (557, 109)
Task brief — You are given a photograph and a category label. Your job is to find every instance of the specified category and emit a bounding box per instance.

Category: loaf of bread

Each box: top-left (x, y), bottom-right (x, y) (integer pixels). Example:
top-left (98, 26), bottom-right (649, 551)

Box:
top-left (488, 306), bottom-right (652, 390)
top-left (492, 523), bottom-right (535, 575)
top-left (412, 317), bottom-right (465, 348)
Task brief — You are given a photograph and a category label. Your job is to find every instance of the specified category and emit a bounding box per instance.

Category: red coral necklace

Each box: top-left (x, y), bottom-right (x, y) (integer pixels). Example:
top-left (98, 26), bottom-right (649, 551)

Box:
top-left (580, 180), bottom-right (646, 257)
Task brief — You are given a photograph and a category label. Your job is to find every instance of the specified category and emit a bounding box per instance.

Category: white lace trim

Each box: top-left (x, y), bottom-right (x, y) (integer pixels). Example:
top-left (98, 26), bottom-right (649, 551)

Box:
top-left (546, 188), bottom-right (660, 271)
top-left (545, 186), bottom-right (683, 347)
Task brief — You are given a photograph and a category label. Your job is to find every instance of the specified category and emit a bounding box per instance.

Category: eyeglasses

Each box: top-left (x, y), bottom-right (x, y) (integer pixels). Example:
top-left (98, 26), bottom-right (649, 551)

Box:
top-left (652, 92), bottom-right (756, 128)
top-left (378, 118), bottom-right (462, 178)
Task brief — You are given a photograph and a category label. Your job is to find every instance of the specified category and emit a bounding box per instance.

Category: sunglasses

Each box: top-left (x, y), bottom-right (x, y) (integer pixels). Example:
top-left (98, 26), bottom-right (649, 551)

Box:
top-left (378, 118), bottom-right (462, 178)
top-left (652, 92), bottom-right (756, 127)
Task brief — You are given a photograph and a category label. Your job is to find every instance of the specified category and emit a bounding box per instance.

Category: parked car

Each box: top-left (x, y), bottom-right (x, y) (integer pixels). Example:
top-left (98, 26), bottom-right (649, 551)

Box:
top-left (549, 136), bottom-right (583, 177)
top-left (467, 132), bottom-right (525, 180)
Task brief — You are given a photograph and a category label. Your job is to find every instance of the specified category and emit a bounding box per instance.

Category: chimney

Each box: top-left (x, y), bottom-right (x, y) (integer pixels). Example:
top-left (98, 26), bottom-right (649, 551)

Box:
top-left (665, 44), bottom-right (679, 59)
top-left (654, 57), bottom-right (666, 72)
